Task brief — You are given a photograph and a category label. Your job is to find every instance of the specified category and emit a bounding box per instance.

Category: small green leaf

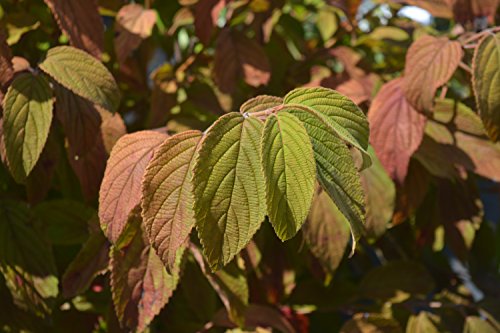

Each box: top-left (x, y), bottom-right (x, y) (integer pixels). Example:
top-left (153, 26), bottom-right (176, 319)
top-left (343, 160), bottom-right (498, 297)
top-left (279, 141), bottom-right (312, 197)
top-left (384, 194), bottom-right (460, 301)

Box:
top-left (284, 87), bottom-right (371, 169)
top-left (2, 72), bottom-right (53, 183)
top-left (261, 112), bottom-right (316, 240)
top-left (283, 106), bottom-right (365, 249)
top-left (239, 95), bottom-right (283, 114)
top-left (193, 112), bottom-right (266, 271)
top-left (472, 32), bottom-right (500, 142)
top-left (39, 46), bottom-right (121, 112)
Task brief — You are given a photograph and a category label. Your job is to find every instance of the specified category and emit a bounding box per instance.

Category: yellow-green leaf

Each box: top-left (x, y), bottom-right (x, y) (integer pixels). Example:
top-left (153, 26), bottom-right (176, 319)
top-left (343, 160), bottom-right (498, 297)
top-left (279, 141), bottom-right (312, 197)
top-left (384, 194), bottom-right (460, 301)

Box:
top-left (283, 106), bottom-right (365, 250)
top-left (39, 46), bottom-right (121, 112)
top-left (142, 130), bottom-right (202, 273)
top-left (261, 112), bottom-right (316, 241)
top-left (2, 72), bottom-right (53, 183)
top-left (239, 95), bottom-right (283, 114)
top-left (193, 113), bottom-right (266, 271)
top-left (284, 87), bottom-right (371, 170)
top-left (472, 32), bottom-right (500, 141)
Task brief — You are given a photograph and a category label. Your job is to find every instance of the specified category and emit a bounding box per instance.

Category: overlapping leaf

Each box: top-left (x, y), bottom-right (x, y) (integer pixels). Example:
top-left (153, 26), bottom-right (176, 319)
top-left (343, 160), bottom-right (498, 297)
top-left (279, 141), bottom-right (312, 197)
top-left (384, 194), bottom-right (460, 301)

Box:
top-left (193, 113), bottom-right (266, 271)
top-left (403, 35), bottom-right (463, 111)
top-left (2, 73), bottom-right (53, 183)
top-left (340, 313), bottom-right (402, 333)
top-left (368, 78), bottom-right (426, 184)
top-left (99, 131), bottom-right (167, 243)
top-left (111, 207), bottom-right (180, 332)
top-left (284, 87), bottom-right (371, 169)
top-left (240, 95), bottom-right (283, 115)
top-left (283, 104), bottom-right (365, 249)
top-left (43, 0), bottom-right (104, 58)
top-left (114, 4), bottom-right (157, 64)
top-left (472, 32), bottom-right (500, 141)
top-left (194, 0), bottom-right (225, 45)
top-left (142, 130), bottom-right (202, 273)
top-left (406, 311), bottom-right (441, 333)
top-left (303, 189), bottom-right (350, 274)
top-left (0, 200), bottom-right (58, 316)
top-left (214, 29), bottom-right (271, 93)
top-left (0, 28), bottom-right (13, 90)
top-left (39, 46), bottom-right (121, 112)
top-left (261, 112), bottom-right (316, 240)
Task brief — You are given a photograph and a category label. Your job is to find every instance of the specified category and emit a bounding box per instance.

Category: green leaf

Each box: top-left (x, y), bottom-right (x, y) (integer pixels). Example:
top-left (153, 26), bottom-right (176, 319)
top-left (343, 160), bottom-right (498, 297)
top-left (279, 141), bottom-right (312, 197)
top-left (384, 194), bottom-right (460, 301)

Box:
top-left (472, 32), bottom-right (500, 142)
top-left (406, 311), bottom-right (442, 333)
top-left (110, 207), bottom-right (180, 332)
top-left (33, 199), bottom-right (95, 245)
top-left (464, 316), bottom-right (499, 333)
top-left (193, 112), bottom-right (266, 271)
top-left (303, 188), bottom-right (350, 274)
top-left (0, 200), bottom-right (58, 316)
top-left (284, 87), bottom-right (371, 169)
top-left (2, 72), bottom-right (53, 183)
top-left (341, 313), bottom-right (402, 333)
top-left (239, 95), bottom-right (283, 114)
top-left (142, 130), bottom-right (202, 273)
top-left (282, 105), bottom-right (365, 249)
top-left (190, 244), bottom-right (248, 327)
top-left (261, 112), bottom-right (316, 240)
top-left (39, 46), bottom-right (121, 112)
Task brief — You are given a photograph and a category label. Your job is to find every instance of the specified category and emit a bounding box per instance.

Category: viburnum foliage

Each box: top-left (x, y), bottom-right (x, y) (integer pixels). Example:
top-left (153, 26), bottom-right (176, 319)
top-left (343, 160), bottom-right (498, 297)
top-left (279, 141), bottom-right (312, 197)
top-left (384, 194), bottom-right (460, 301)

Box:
top-left (0, 0), bottom-right (500, 332)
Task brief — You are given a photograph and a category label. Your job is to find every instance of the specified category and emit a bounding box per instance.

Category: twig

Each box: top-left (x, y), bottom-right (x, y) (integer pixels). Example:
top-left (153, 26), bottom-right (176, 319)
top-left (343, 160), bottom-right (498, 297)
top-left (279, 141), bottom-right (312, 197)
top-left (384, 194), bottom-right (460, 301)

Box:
top-left (458, 61), bottom-right (473, 74)
top-left (460, 26), bottom-right (500, 46)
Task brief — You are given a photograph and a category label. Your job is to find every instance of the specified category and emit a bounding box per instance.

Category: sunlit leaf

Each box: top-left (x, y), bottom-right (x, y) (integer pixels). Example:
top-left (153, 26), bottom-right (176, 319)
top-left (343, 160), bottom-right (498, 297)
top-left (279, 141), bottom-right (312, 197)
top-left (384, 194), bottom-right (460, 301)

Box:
top-left (193, 113), bottom-right (266, 270)
top-left (368, 78), bottom-right (426, 184)
top-left (240, 95), bottom-right (283, 115)
top-left (406, 311), bottom-right (441, 333)
top-left (403, 36), bottom-right (463, 111)
top-left (99, 131), bottom-right (167, 243)
top-left (2, 72), bottom-right (53, 183)
top-left (142, 130), bottom-right (202, 273)
top-left (463, 316), bottom-right (498, 333)
top-left (39, 46), bottom-right (121, 112)
top-left (472, 32), bottom-right (500, 141)
top-left (340, 313), bottom-right (402, 333)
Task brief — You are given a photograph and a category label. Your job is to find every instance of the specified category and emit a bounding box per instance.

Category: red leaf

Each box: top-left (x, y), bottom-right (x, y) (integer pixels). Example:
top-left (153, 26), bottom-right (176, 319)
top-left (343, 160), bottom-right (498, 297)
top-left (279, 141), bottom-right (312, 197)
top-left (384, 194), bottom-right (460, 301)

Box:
top-left (214, 28), bottom-right (271, 93)
top-left (114, 4), bottom-right (157, 64)
top-left (194, 0), bottom-right (225, 45)
top-left (368, 78), bottom-right (427, 184)
top-left (0, 27), bottom-right (13, 90)
top-left (336, 74), bottom-right (378, 105)
top-left (43, 0), bottom-right (104, 58)
top-left (99, 131), bottom-right (167, 243)
top-left (403, 35), bottom-right (463, 112)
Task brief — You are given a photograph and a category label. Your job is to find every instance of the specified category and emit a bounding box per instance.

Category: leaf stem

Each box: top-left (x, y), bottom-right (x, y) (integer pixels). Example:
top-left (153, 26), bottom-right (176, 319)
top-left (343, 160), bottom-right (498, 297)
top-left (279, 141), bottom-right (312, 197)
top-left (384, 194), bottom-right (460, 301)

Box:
top-left (460, 26), bottom-right (500, 46)
top-left (458, 61), bottom-right (473, 74)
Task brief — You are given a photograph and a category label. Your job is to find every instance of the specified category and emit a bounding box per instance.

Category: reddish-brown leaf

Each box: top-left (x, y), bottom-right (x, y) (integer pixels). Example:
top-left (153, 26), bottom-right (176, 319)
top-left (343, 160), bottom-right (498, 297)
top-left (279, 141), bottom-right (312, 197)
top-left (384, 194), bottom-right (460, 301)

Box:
top-left (194, 0), bottom-right (225, 45)
top-left (99, 131), bottom-right (167, 243)
top-left (403, 36), bottom-right (463, 112)
top-left (214, 28), bottom-right (271, 93)
top-left (114, 4), bottom-right (157, 64)
top-left (55, 85), bottom-right (108, 200)
top-left (336, 74), bottom-right (378, 105)
top-left (0, 28), bottom-right (13, 90)
top-left (141, 130), bottom-right (202, 273)
top-left (328, 0), bottom-right (363, 22)
top-left (43, 0), bottom-right (104, 58)
top-left (99, 110), bottom-right (127, 154)
top-left (111, 207), bottom-right (179, 332)
top-left (368, 78), bottom-right (427, 184)
top-left (329, 46), bottom-right (365, 78)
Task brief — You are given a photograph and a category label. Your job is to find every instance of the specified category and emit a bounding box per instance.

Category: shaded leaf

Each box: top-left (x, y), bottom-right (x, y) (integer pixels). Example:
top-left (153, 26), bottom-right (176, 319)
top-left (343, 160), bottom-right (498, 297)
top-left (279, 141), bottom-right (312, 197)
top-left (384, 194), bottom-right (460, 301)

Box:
top-left (214, 29), bottom-right (271, 93)
top-left (284, 87), bottom-right (371, 170)
top-left (99, 131), bottom-right (167, 243)
top-left (262, 112), bottom-right (316, 240)
top-left (62, 226), bottom-right (109, 298)
top-left (142, 130), bottom-right (202, 273)
top-left (303, 188), bottom-right (350, 274)
top-left (0, 27), bottom-right (13, 90)
top-left (190, 244), bottom-right (249, 327)
top-left (368, 78), bottom-right (426, 184)
top-left (114, 4), bottom-right (157, 64)
top-left (194, 0), bottom-right (225, 45)
top-left (472, 32), bottom-right (500, 141)
top-left (403, 36), bottom-right (463, 112)
top-left (406, 311), bottom-right (441, 333)
top-left (0, 200), bottom-right (58, 316)
top-left (2, 73), bottom-right (53, 183)
top-left (33, 199), bottom-right (94, 245)
top-left (43, 0), bottom-right (104, 58)
top-left (100, 110), bottom-right (127, 153)
top-left (111, 207), bottom-right (180, 332)
top-left (336, 74), bottom-right (378, 105)
top-left (340, 313), bottom-right (402, 333)
top-left (193, 113), bottom-right (266, 271)
top-left (359, 261), bottom-right (435, 303)
top-left (361, 146), bottom-right (395, 239)
top-left (39, 46), bottom-right (121, 113)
